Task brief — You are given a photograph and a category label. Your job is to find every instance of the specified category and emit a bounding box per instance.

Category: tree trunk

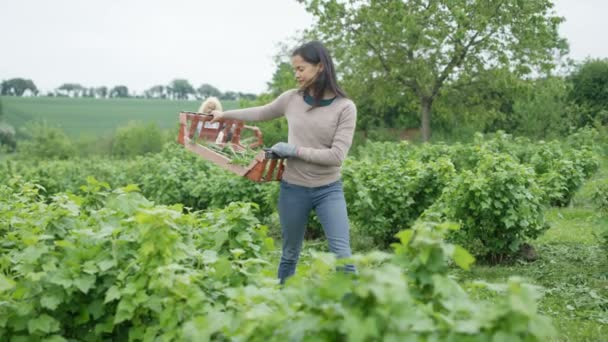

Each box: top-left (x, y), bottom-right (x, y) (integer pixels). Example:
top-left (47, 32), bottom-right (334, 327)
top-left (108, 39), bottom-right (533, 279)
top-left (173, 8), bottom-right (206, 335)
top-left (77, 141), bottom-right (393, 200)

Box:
top-left (420, 97), bottom-right (433, 142)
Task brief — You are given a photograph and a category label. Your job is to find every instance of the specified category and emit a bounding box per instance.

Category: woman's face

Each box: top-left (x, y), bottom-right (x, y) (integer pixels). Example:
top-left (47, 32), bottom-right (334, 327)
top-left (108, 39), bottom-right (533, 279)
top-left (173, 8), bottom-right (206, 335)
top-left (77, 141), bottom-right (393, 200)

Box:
top-left (291, 55), bottom-right (322, 88)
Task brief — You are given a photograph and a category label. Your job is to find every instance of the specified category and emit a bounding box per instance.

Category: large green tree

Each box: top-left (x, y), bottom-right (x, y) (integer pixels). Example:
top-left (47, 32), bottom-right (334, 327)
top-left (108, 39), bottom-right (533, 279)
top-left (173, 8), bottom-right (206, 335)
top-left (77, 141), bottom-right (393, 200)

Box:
top-left (145, 85), bottom-right (166, 99)
top-left (95, 86), bottom-right (108, 98)
top-left (568, 58), bottom-right (608, 126)
top-left (169, 79), bottom-right (195, 100)
top-left (109, 85), bottom-right (129, 98)
top-left (197, 83), bottom-right (222, 99)
top-left (57, 83), bottom-right (84, 97)
top-left (298, 0), bottom-right (567, 141)
top-left (1, 78), bottom-right (38, 96)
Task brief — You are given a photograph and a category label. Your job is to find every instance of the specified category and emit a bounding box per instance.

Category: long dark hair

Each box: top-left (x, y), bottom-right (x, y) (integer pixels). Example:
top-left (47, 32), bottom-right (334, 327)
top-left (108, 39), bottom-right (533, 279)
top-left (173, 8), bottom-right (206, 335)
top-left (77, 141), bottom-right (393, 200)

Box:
top-left (292, 41), bottom-right (348, 108)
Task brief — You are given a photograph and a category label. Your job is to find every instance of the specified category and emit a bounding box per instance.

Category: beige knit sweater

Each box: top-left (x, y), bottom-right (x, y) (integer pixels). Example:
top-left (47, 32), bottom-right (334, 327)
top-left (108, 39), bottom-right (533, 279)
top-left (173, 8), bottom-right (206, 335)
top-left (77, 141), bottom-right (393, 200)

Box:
top-left (223, 89), bottom-right (357, 187)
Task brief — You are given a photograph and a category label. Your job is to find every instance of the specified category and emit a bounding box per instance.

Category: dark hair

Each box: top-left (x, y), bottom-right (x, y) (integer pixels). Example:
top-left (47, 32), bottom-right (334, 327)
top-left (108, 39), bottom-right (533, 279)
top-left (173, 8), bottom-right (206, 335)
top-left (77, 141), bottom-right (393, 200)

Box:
top-left (292, 41), bottom-right (347, 107)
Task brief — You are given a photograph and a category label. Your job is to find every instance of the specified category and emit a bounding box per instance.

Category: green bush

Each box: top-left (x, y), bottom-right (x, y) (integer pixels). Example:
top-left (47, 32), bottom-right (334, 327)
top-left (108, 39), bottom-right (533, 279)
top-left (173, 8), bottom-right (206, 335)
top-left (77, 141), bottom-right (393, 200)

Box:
top-left (0, 179), bottom-right (272, 341)
top-left (111, 121), bottom-right (163, 158)
top-left (433, 151), bottom-right (548, 262)
top-left (568, 58), bottom-right (608, 126)
top-left (590, 170), bottom-right (608, 258)
top-left (17, 121), bottom-right (76, 159)
top-left (592, 179), bottom-right (608, 214)
top-left (468, 131), bottom-right (599, 207)
top-left (355, 140), bottom-right (416, 161)
top-left (511, 77), bottom-right (571, 139)
top-left (2, 157), bottom-right (134, 196)
top-left (343, 157), bottom-right (455, 248)
top-left (0, 179), bottom-right (555, 341)
top-left (0, 144), bottom-right (279, 220)
top-left (211, 221), bottom-right (555, 341)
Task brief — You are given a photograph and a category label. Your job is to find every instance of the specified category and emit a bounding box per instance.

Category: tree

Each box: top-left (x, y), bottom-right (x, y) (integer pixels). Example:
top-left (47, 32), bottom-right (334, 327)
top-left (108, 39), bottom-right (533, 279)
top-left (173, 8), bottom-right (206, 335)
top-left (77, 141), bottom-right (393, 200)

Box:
top-left (95, 86), bottom-right (108, 98)
top-left (145, 85), bottom-right (166, 99)
top-left (169, 79), bottom-right (195, 99)
top-left (109, 85), bottom-right (129, 98)
top-left (220, 91), bottom-right (238, 101)
top-left (238, 92), bottom-right (257, 101)
top-left (267, 62), bottom-right (298, 97)
top-left (57, 83), bottom-right (84, 97)
top-left (568, 58), bottom-right (608, 126)
top-left (299, 0), bottom-right (567, 141)
top-left (197, 83), bottom-right (222, 99)
top-left (1, 78), bottom-right (38, 96)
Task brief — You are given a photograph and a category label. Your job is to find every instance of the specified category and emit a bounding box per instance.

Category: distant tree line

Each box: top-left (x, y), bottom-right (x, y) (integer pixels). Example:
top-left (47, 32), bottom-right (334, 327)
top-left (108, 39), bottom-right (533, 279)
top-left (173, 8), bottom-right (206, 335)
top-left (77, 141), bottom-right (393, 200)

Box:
top-left (0, 78), bottom-right (256, 101)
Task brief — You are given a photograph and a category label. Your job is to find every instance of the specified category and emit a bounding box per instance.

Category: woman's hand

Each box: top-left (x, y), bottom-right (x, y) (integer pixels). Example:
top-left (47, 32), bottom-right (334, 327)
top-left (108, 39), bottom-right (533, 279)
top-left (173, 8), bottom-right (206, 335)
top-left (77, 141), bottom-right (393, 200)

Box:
top-left (210, 110), bottom-right (225, 123)
top-left (271, 142), bottom-right (299, 158)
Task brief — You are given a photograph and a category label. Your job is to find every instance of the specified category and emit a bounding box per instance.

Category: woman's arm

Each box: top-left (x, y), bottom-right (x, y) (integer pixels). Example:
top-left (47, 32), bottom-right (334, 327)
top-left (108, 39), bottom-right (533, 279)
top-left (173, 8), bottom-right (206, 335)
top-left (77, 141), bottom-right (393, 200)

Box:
top-left (297, 103), bottom-right (357, 167)
top-left (222, 89), bottom-right (296, 122)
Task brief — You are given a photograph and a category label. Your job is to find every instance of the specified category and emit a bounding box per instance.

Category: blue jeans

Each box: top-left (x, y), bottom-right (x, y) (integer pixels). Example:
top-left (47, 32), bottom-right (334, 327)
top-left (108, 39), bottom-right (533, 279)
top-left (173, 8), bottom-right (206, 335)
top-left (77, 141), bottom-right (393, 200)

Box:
top-left (277, 179), bottom-right (356, 283)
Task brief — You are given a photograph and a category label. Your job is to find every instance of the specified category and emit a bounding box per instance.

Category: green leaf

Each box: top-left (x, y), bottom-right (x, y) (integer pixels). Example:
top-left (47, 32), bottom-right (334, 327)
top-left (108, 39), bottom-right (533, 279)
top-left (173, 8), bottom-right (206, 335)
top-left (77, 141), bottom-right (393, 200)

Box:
top-left (214, 230), bottom-right (229, 250)
top-left (74, 274), bottom-right (96, 294)
top-left (202, 250), bottom-right (219, 264)
top-left (395, 230), bottom-right (413, 245)
top-left (97, 259), bottom-right (115, 272)
top-left (40, 293), bottom-right (63, 310)
top-left (0, 274), bottom-right (15, 292)
top-left (42, 335), bottom-right (68, 342)
top-left (114, 298), bottom-right (136, 324)
top-left (105, 285), bottom-right (121, 303)
top-left (453, 245), bottom-right (475, 270)
top-left (28, 314), bottom-right (60, 334)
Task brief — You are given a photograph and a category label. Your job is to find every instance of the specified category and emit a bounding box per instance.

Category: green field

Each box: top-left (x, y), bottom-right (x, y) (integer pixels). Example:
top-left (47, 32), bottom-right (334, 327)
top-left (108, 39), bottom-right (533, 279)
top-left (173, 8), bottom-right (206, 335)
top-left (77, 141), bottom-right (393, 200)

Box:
top-left (0, 96), bottom-right (240, 137)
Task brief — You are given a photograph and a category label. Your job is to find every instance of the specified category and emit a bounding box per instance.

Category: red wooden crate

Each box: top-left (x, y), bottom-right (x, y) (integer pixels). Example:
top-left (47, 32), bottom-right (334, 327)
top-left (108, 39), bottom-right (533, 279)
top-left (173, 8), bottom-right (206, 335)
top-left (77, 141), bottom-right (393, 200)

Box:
top-left (177, 111), bottom-right (284, 182)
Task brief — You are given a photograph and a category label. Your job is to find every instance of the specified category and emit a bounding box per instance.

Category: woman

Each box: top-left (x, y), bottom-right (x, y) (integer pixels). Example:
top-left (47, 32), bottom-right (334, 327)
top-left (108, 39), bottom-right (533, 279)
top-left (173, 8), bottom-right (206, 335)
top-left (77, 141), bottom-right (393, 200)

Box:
top-left (211, 41), bottom-right (357, 283)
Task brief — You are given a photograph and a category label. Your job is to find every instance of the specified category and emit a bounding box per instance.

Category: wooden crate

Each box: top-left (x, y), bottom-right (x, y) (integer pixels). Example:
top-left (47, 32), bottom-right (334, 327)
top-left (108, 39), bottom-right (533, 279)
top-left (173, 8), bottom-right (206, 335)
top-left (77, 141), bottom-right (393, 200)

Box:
top-left (177, 111), bottom-right (284, 182)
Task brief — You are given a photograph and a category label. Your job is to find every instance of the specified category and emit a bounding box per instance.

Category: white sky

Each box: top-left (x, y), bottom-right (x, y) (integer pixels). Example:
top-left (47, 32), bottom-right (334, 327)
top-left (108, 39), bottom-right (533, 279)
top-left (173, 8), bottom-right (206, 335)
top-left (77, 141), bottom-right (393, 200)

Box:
top-left (0, 0), bottom-right (606, 95)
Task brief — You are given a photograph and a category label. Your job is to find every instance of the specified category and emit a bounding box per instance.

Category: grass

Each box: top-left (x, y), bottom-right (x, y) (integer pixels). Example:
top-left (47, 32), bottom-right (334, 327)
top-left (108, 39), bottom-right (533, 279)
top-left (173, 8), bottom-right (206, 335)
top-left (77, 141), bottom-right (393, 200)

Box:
top-left (453, 210), bottom-right (608, 341)
top-left (453, 157), bottom-right (608, 341)
top-left (0, 96), bottom-right (240, 138)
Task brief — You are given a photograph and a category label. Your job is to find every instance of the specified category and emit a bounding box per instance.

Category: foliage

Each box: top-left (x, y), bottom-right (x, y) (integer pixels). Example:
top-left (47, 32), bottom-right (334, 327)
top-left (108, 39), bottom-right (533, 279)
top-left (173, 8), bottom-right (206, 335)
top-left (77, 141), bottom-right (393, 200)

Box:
top-left (299, 0), bottom-right (567, 140)
top-left (0, 143), bottom-right (278, 221)
top-left (109, 85), bottom-right (129, 98)
top-left (0, 178), bottom-right (556, 341)
top-left (17, 121), bottom-right (76, 159)
top-left (111, 121), bottom-right (164, 158)
top-left (0, 178), bottom-right (273, 341)
top-left (430, 151), bottom-right (549, 262)
top-left (190, 221), bottom-right (554, 341)
top-left (342, 156), bottom-right (455, 248)
top-left (56, 83), bottom-right (86, 97)
top-left (592, 179), bottom-right (608, 214)
top-left (568, 58), bottom-right (608, 126)
top-left (196, 83), bottom-right (222, 99)
top-left (0, 78), bottom-right (38, 96)
top-left (511, 76), bottom-right (572, 138)
top-left (168, 79), bottom-right (195, 100)
top-left (432, 68), bottom-right (526, 137)
top-left (0, 158), bottom-right (133, 197)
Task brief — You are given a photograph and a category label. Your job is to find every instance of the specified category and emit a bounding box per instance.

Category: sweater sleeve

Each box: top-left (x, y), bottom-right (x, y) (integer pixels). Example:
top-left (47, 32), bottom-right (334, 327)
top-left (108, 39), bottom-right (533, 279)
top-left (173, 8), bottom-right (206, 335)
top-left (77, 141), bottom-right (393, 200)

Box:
top-left (222, 89), bottom-right (295, 122)
top-left (297, 102), bottom-right (357, 167)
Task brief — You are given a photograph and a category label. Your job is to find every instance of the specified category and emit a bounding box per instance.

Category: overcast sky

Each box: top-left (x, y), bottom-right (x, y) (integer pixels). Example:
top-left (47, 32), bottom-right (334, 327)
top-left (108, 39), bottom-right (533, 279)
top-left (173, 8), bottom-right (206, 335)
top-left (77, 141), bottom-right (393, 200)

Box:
top-left (1, 0), bottom-right (606, 95)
